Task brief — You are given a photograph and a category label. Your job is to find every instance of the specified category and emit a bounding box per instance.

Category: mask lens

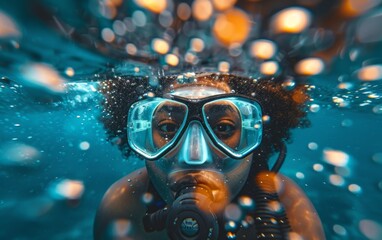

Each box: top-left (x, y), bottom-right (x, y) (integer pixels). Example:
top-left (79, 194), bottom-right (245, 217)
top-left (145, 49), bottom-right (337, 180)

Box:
top-left (128, 98), bottom-right (187, 159)
top-left (203, 98), bottom-right (262, 157)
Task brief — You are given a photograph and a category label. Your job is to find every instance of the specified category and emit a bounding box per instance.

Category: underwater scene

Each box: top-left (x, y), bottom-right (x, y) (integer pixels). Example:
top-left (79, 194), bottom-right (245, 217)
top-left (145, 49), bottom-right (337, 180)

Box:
top-left (1, 0), bottom-right (382, 239)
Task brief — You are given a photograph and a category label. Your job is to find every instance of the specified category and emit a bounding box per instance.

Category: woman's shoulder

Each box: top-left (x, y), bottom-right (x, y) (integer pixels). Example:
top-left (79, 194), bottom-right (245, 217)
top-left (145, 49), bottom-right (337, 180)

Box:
top-left (93, 168), bottom-right (167, 240)
top-left (277, 174), bottom-right (326, 240)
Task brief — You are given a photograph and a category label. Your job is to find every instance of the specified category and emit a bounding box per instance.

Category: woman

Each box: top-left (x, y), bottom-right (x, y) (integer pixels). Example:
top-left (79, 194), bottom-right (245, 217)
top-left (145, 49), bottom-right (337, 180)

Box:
top-left (94, 72), bottom-right (325, 239)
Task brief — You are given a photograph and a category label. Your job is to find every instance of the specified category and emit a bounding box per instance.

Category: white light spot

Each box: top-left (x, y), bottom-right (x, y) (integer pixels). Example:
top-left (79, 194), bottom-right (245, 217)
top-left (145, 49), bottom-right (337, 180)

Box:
top-left (49, 179), bottom-right (85, 200)
top-left (329, 174), bottom-right (345, 187)
top-left (296, 172), bottom-right (305, 179)
top-left (309, 104), bottom-right (320, 113)
top-left (65, 67), bottom-right (75, 77)
top-left (218, 61), bottom-right (230, 73)
top-left (323, 149), bottom-right (350, 167)
top-left (79, 141), bottom-right (90, 150)
top-left (308, 142), bottom-right (318, 150)
top-left (313, 163), bottom-right (324, 172)
top-left (333, 224), bottom-right (347, 236)
top-left (348, 183), bottom-right (362, 194)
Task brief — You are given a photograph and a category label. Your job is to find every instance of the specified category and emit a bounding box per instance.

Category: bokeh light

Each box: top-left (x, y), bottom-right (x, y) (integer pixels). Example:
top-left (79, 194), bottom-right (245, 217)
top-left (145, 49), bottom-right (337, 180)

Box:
top-left (250, 39), bottom-right (277, 60)
top-left (190, 38), bottom-right (205, 52)
top-left (20, 63), bottom-right (67, 93)
top-left (323, 149), bottom-right (350, 167)
top-left (359, 219), bottom-right (382, 240)
top-left (135, 0), bottom-right (167, 13)
top-left (213, 8), bottom-right (251, 46)
top-left (49, 179), bottom-right (85, 200)
top-left (271, 7), bottom-right (311, 34)
top-left (341, 0), bottom-right (381, 17)
top-left (151, 38), bottom-right (170, 54)
top-left (165, 53), bottom-right (179, 66)
top-left (295, 58), bottom-right (325, 76)
top-left (192, 0), bottom-right (214, 21)
top-left (212, 0), bottom-right (237, 11)
top-left (0, 11), bottom-right (21, 38)
top-left (177, 3), bottom-right (192, 21)
top-left (357, 65), bottom-right (382, 81)
top-left (260, 61), bottom-right (279, 76)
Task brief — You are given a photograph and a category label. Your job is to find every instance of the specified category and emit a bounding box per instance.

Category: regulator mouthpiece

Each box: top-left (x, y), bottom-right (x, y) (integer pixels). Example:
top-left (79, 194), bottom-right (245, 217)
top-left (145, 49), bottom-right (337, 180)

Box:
top-left (143, 185), bottom-right (219, 240)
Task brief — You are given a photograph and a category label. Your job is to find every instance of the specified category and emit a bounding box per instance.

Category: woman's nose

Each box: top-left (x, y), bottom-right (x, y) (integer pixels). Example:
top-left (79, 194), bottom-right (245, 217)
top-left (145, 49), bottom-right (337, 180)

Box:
top-left (177, 121), bottom-right (212, 165)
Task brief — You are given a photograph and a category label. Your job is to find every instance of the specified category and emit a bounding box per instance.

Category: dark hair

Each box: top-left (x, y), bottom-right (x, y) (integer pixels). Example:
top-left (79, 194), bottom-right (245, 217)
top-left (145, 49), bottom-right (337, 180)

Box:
top-left (99, 72), bottom-right (309, 161)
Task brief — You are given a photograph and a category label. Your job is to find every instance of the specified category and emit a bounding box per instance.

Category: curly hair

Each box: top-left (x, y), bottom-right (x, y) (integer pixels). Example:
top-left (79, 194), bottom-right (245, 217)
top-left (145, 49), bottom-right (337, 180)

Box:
top-left (99, 72), bottom-right (310, 162)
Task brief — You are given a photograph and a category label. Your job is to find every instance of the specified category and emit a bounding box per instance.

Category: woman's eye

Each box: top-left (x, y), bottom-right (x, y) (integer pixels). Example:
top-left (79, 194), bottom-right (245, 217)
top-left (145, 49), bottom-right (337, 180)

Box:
top-left (213, 121), bottom-right (236, 135)
top-left (158, 122), bottom-right (178, 134)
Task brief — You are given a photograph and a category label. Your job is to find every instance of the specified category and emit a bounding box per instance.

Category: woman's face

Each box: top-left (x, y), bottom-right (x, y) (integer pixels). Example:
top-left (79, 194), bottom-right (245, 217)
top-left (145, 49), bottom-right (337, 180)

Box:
top-left (145, 83), bottom-right (253, 210)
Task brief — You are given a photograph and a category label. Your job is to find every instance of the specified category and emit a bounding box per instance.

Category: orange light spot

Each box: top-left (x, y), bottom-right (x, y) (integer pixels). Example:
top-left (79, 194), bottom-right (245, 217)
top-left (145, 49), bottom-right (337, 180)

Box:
top-left (250, 39), bottom-right (277, 60)
top-left (213, 8), bottom-right (251, 47)
top-left (341, 0), bottom-right (381, 17)
top-left (212, 0), bottom-right (237, 11)
top-left (135, 0), bottom-right (167, 13)
top-left (357, 65), bottom-right (382, 81)
top-left (192, 0), bottom-right (213, 21)
top-left (260, 61), bottom-right (279, 75)
top-left (177, 3), bottom-right (192, 21)
top-left (271, 7), bottom-right (311, 34)
top-left (295, 58), bottom-right (324, 76)
top-left (151, 38), bottom-right (170, 54)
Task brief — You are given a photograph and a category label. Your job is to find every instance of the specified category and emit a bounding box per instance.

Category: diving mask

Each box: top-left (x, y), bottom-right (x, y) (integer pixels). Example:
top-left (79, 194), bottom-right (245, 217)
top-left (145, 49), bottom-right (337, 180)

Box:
top-left (127, 94), bottom-right (263, 160)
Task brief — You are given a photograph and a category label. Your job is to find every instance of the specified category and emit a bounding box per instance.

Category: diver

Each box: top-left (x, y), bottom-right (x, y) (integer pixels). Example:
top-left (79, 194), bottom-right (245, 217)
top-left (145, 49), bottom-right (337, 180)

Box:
top-left (93, 72), bottom-right (325, 240)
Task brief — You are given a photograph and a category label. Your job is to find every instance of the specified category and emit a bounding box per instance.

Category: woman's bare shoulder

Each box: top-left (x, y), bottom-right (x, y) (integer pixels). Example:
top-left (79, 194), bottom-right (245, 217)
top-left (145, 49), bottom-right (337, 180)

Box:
top-left (93, 168), bottom-right (167, 240)
top-left (277, 174), bottom-right (326, 240)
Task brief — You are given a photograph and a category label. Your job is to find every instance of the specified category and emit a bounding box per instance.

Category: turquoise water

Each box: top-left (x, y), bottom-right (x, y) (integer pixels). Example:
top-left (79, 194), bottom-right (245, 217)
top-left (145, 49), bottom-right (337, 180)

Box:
top-left (1, 0), bottom-right (382, 239)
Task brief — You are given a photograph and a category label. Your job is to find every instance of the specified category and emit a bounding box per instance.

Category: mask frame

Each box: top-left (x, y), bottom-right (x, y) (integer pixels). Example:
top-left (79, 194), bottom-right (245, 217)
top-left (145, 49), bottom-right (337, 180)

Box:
top-left (127, 93), bottom-right (263, 160)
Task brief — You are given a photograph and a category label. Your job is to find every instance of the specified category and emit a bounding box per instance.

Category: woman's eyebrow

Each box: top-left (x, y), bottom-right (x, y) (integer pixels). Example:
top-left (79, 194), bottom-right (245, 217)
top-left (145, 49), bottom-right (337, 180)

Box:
top-left (156, 105), bottom-right (185, 115)
top-left (206, 104), bottom-right (236, 114)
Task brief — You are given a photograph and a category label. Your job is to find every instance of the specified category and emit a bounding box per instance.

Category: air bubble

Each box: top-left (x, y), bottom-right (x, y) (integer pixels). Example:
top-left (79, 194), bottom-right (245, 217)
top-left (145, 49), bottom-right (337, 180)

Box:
top-left (141, 192), bottom-right (154, 204)
top-left (348, 184), bottom-right (362, 194)
top-left (333, 224), bottom-right (347, 236)
top-left (296, 172), bottom-right (305, 179)
top-left (224, 203), bottom-right (242, 221)
top-left (313, 163), bottom-right (324, 172)
top-left (329, 174), bottom-right (345, 187)
top-left (308, 142), bottom-right (318, 150)
top-left (79, 141), bottom-right (90, 150)
top-left (309, 104), bottom-right (320, 112)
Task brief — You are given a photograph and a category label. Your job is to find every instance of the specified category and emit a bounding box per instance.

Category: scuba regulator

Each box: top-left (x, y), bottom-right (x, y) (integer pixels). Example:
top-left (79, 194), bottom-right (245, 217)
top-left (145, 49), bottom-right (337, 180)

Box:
top-left (143, 184), bottom-right (219, 240)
